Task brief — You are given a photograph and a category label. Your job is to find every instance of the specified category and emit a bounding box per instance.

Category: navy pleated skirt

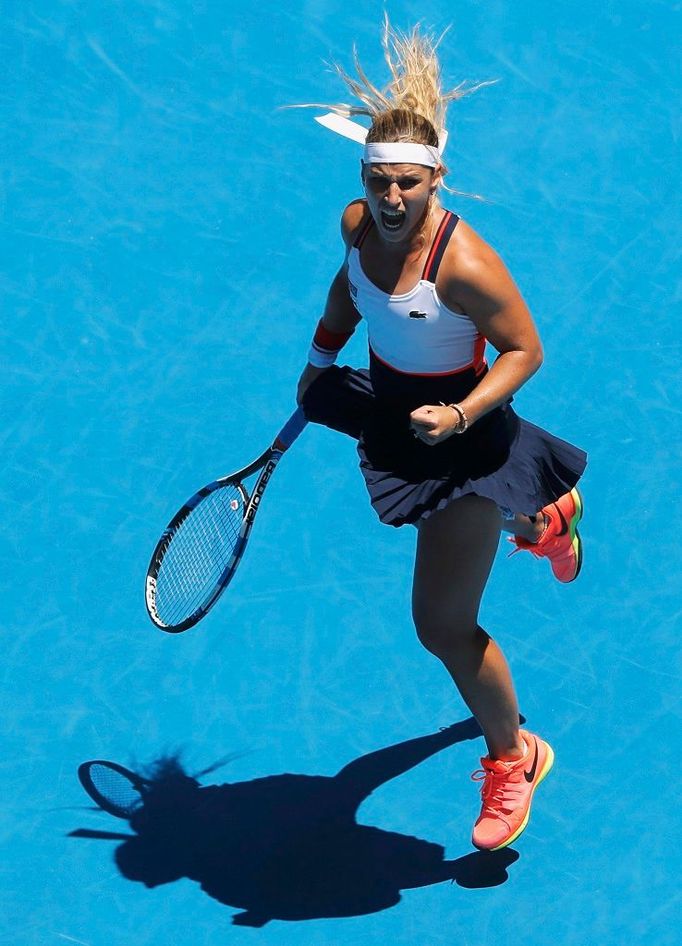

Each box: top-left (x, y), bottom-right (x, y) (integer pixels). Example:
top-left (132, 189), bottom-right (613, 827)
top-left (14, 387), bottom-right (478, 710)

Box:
top-left (302, 354), bottom-right (587, 527)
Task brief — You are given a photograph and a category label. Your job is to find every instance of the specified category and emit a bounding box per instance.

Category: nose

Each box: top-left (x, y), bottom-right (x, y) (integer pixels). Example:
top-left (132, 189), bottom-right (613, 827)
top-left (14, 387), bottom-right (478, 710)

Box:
top-left (384, 181), bottom-right (402, 207)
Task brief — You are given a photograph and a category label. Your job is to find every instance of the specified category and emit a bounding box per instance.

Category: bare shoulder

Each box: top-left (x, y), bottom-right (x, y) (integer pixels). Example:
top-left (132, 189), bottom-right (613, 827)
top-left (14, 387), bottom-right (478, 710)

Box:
top-left (341, 199), bottom-right (369, 248)
top-left (445, 218), bottom-right (512, 285)
top-left (438, 216), bottom-right (524, 313)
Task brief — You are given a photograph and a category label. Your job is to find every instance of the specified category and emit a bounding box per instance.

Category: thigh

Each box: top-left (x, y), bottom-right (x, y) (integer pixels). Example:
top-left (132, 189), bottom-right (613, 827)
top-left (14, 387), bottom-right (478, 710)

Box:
top-left (412, 495), bottom-right (502, 628)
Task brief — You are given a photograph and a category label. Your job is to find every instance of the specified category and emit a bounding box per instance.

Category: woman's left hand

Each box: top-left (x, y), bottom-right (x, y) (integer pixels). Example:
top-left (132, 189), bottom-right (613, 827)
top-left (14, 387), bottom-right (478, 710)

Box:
top-left (409, 405), bottom-right (460, 445)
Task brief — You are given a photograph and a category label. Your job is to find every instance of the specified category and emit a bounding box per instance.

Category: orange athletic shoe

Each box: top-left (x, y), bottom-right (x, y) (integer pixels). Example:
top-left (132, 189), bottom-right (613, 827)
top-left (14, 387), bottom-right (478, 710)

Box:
top-left (471, 730), bottom-right (554, 851)
top-left (509, 488), bottom-right (583, 582)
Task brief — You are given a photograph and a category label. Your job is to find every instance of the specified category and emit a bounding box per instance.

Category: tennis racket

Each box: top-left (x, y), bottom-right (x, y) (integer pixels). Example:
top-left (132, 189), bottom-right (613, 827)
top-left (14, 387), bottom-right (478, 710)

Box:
top-left (78, 760), bottom-right (149, 819)
top-left (145, 407), bottom-right (308, 633)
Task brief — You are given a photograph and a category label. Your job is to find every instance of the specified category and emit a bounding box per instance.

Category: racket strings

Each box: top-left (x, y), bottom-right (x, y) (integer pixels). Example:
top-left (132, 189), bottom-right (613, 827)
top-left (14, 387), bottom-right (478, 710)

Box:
top-left (85, 764), bottom-right (145, 817)
top-left (153, 484), bottom-right (244, 626)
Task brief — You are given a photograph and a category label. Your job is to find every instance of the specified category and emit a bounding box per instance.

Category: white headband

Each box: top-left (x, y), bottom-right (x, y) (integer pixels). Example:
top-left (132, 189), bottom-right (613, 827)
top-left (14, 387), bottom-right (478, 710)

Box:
top-left (363, 142), bottom-right (440, 167)
top-left (315, 112), bottom-right (448, 166)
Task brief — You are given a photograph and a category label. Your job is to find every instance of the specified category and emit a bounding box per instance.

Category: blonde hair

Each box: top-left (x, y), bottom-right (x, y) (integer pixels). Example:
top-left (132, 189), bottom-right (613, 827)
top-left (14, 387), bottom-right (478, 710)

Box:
top-left (298, 17), bottom-right (491, 150)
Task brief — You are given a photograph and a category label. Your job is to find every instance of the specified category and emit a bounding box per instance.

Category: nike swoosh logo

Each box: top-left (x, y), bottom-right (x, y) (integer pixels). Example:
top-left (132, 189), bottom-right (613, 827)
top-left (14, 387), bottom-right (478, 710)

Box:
top-left (554, 503), bottom-right (569, 537)
top-left (524, 739), bottom-right (539, 782)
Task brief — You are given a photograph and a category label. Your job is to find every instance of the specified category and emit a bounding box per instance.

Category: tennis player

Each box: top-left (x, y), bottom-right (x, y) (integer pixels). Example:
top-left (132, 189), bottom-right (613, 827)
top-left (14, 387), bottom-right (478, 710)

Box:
top-left (295, 22), bottom-right (587, 852)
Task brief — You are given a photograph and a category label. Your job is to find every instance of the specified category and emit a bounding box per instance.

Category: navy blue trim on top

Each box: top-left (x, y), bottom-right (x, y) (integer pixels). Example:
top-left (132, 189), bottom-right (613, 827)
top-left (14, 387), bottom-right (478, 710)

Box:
top-left (353, 215), bottom-right (375, 248)
top-left (421, 212), bottom-right (460, 283)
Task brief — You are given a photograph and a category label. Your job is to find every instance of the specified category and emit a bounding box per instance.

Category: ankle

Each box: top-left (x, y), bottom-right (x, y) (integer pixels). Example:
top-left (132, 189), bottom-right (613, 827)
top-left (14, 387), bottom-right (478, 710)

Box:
top-left (528, 513), bottom-right (548, 544)
top-left (489, 735), bottom-right (526, 762)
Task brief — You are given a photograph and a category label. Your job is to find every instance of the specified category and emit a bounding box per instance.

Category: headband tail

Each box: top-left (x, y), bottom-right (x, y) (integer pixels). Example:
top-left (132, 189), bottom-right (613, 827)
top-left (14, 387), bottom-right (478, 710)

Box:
top-left (314, 112), bottom-right (369, 144)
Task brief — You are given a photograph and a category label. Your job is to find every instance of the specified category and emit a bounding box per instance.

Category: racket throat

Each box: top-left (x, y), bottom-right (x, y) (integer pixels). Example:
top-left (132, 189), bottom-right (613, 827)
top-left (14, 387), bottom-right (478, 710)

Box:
top-left (244, 455), bottom-right (280, 526)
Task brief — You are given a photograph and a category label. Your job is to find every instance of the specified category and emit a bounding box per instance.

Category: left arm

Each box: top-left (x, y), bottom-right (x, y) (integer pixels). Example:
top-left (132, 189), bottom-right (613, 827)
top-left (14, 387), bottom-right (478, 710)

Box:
top-left (410, 226), bottom-right (543, 442)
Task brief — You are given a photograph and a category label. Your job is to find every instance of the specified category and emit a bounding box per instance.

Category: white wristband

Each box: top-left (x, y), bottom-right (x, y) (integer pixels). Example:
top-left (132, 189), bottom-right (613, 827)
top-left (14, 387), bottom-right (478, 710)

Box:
top-left (307, 346), bottom-right (339, 368)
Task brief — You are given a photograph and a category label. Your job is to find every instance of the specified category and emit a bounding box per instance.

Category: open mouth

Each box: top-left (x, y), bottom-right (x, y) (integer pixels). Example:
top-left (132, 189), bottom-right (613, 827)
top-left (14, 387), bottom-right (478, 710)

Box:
top-left (381, 210), bottom-right (406, 232)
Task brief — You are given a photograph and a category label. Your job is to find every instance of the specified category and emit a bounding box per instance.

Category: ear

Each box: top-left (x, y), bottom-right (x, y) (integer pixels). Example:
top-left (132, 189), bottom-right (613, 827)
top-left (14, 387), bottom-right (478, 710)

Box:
top-left (430, 165), bottom-right (444, 192)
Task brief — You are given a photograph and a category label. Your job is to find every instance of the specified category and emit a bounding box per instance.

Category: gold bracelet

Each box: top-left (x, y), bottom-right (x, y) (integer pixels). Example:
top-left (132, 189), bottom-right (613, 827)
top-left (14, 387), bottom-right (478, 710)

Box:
top-left (445, 402), bottom-right (469, 434)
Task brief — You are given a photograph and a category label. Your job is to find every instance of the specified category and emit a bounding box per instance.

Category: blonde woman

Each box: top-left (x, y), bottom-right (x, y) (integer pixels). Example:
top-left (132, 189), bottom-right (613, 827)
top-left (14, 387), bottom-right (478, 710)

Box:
top-left (295, 22), bottom-right (586, 852)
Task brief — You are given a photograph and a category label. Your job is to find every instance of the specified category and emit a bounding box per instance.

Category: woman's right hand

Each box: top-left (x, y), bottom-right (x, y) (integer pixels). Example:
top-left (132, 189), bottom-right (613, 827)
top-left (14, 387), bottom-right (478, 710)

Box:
top-left (296, 363), bottom-right (329, 405)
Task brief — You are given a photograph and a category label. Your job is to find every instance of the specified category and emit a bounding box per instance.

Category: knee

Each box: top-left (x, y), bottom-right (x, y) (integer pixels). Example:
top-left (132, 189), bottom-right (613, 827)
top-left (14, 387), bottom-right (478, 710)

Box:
top-left (412, 606), bottom-right (480, 659)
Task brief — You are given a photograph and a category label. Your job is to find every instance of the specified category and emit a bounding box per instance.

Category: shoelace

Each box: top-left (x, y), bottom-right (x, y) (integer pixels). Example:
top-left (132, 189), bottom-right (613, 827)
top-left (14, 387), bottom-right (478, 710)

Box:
top-left (506, 537), bottom-right (543, 559)
top-left (471, 765), bottom-right (524, 824)
top-left (506, 538), bottom-right (526, 559)
top-left (506, 515), bottom-right (552, 559)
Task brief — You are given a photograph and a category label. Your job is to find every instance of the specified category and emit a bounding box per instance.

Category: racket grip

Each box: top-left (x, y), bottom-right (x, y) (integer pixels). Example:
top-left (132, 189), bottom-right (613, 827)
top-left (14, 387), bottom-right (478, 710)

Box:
top-left (275, 407), bottom-right (308, 450)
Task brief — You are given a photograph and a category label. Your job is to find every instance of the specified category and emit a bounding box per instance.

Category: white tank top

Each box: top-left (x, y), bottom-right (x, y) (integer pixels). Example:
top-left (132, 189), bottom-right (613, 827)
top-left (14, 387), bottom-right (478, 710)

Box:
top-left (347, 211), bottom-right (486, 376)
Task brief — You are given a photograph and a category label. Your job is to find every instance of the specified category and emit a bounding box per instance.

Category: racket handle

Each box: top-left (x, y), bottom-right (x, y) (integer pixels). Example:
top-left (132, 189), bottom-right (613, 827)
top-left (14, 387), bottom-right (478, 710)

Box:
top-left (275, 407), bottom-right (308, 450)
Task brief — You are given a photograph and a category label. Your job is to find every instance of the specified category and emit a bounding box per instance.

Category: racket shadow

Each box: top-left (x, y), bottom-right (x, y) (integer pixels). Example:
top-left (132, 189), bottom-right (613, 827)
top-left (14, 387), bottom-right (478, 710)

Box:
top-left (70, 719), bottom-right (519, 926)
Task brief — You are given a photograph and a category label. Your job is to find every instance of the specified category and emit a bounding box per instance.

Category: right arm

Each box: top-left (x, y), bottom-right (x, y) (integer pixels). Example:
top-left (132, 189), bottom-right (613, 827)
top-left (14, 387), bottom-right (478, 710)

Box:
top-left (296, 202), bottom-right (366, 405)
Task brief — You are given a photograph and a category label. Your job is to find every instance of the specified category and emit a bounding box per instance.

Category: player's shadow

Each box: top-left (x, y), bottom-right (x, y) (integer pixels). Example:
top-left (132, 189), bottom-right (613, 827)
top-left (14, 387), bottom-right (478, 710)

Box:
top-left (71, 719), bottom-right (519, 926)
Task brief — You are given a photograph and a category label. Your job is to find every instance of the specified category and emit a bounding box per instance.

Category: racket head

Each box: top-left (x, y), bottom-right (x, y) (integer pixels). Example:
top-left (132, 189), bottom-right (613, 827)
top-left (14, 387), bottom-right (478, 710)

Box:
top-left (145, 477), bottom-right (249, 633)
top-left (78, 761), bottom-right (149, 819)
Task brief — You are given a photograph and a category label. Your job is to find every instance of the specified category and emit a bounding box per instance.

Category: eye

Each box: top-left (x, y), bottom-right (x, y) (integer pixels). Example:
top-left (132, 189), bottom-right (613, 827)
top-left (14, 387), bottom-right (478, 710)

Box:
top-left (365, 175), bottom-right (423, 192)
top-left (366, 176), bottom-right (389, 191)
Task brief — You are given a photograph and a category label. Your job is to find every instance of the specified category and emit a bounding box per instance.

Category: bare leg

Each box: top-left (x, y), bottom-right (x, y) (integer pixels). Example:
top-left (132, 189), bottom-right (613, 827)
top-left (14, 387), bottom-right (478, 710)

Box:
top-left (412, 496), bottom-right (523, 761)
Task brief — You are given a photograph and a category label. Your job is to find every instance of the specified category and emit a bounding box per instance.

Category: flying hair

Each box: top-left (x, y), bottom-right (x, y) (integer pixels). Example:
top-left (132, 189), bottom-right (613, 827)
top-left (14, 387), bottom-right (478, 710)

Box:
top-left (294, 16), bottom-right (494, 149)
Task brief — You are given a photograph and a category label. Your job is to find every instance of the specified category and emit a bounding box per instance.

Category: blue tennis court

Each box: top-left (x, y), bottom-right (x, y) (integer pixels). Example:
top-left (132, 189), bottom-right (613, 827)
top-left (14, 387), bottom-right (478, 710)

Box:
top-left (3, 1), bottom-right (680, 943)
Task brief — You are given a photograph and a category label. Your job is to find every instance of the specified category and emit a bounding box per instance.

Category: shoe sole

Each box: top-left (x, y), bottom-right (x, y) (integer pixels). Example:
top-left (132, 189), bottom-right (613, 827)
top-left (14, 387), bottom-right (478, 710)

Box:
top-left (475, 743), bottom-right (556, 852)
top-left (567, 487), bottom-right (583, 582)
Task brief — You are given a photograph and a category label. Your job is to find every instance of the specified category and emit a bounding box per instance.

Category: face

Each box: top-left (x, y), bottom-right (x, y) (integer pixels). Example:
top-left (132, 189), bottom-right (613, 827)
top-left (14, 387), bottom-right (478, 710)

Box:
top-left (362, 162), bottom-right (441, 242)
